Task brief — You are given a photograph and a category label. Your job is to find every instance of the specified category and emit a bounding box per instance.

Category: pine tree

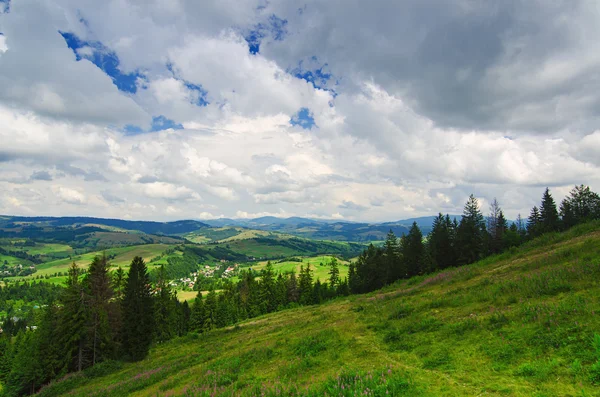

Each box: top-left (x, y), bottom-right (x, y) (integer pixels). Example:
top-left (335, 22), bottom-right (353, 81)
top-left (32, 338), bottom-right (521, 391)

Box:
top-left (154, 265), bottom-right (176, 343)
top-left (260, 262), bottom-right (276, 313)
top-left (428, 214), bottom-right (457, 270)
top-left (59, 263), bottom-right (88, 372)
top-left (203, 289), bottom-right (218, 331)
top-left (456, 194), bottom-right (487, 264)
top-left (487, 199), bottom-right (506, 254)
top-left (401, 222), bottom-right (425, 277)
top-left (328, 258), bottom-right (340, 292)
top-left (298, 265), bottom-right (314, 305)
top-left (286, 271), bottom-right (299, 304)
top-left (86, 254), bottom-right (114, 365)
top-left (190, 291), bottom-right (205, 332)
top-left (383, 230), bottom-right (402, 282)
top-left (112, 266), bottom-right (125, 301)
top-left (539, 187), bottom-right (560, 233)
top-left (122, 256), bottom-right (154, 361)
top-left (274, 273), bottom-right (288, 309)
top-left (527, 206), bottom-right (542, 238)
top-left (560, 185), bottom-right (600, 228)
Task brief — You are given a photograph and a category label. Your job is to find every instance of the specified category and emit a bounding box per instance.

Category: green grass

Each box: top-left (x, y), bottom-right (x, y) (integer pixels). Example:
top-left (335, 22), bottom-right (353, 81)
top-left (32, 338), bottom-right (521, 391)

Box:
top-left (7, 244), bottom-right (172, 283)
top-left (251, 255), bottom-right (350, 281)
top-left (35, 222), bottom-right (600, 396)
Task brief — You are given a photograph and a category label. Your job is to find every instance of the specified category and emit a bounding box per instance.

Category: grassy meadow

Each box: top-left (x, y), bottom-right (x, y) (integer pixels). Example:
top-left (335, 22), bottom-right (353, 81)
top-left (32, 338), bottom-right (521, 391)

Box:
top-left (251, 255), bottom-right (351, 281)
top-left (6, 244), bottom-right (173, 283)
top-left (35, 222), bottom-right (600, 396)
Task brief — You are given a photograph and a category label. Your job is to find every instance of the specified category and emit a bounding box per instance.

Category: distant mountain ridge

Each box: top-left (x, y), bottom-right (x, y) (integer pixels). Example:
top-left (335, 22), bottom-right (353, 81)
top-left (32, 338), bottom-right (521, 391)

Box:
top-left (0, 216), bottom-right (209, 236)
top-left (1, 214), bottom-right (467, 242)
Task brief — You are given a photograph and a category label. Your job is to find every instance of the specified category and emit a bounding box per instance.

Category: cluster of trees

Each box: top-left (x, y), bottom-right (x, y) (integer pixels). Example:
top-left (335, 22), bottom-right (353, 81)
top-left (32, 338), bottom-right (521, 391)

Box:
top-left (349, 185), bottom-right (600, 294)
top-left (188, 260), bottom-right (348, 332)
top-left (0, 256), bottom-right (188, 396)
top-left (0, 255), bottom-right (347, 395)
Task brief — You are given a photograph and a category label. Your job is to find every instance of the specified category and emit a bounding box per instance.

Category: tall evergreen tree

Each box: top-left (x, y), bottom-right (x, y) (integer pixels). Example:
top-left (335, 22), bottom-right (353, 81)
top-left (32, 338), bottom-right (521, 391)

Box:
top-left (286, 271), bottom-right (299, 304)
top-left (190, 291), bottom-right (205, 332)
top-left (59, 263), bottom-right (88, 372)
top-left (328, 258), bottom-right (340, 291)
top-left (154, 265), bottom-right (177, 343)
top-left (260, 262), bottom-right (276, 313)
top-left (539, 187), bottom-right (560, 233)
top-left (86, 254), bottom-right (114, 365)
top-left (456, 194), bottom-right (487, 264)
top-left (428, 214), bottom-right (457, 270)
top-left (112, 266), bottom-right (125, 301)
top-left (401, 222), bottom-right (425, 277)
top-left (527, 206), bottom-right (542, 238)
top-left (383, 231), bottom-right (402, 282)
top-left (298, 265), bottom-right (314, 305)
top-left (122, 256), bottom-right (154, 361)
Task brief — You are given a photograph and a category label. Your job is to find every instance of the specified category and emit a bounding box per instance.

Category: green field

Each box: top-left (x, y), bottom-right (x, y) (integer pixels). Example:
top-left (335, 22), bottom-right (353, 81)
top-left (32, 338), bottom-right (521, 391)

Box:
top-left (7, 244), bottom-right (173, 282)
top-left (37, 223), bottom-right (600, 396)
top-left (204, 237), bottom-right (362, 260)
top-left (251, 255), bottom-right (350, 281)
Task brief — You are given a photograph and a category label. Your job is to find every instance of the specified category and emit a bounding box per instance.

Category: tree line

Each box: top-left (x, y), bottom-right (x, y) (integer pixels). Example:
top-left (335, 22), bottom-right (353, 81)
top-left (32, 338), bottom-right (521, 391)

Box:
top-left (0, 184), bottom-right (598, 395)
top-left (349, 184), bottom-right (600, 294)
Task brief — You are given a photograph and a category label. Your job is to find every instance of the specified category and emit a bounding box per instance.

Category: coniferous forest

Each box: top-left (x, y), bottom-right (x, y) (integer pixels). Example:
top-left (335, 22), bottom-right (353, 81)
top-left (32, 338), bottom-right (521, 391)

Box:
top-left (0, 184), bottom-right (599, 396)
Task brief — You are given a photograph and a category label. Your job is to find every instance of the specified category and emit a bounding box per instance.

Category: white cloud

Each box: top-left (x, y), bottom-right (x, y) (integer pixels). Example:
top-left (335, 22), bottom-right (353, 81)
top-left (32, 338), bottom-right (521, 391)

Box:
top-left (0, 0), bottom-right (599, 222)
top-left (54, 186), bottom-right (86, 204)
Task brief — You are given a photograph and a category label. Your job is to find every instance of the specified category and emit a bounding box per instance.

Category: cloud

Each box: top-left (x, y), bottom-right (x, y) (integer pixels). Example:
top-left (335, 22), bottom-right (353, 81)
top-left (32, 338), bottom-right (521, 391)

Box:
top-left (30, 170), bottom-right (52, 181)
top-left (54, 186), bottom-right (86, 205)
top-left (0, 0), bottom-right (599, 222)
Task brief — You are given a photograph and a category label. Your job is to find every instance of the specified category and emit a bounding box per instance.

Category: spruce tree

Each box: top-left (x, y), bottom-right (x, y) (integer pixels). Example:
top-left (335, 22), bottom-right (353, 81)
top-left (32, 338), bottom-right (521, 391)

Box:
top-left (401, 222), bottom-right (425, 276)
top-left (260, 262), bottom-right (276, 313)
top-left (456, 194), bottom-right (487, 264)
top-left (154, 265), bottom-right (176, 343)
top-left (298, 265), bottom-right (314, 305)
top-left (539, 187), bottom-right (560, 233)
top-left (428, 214), bottom-right (457, 270)
top-left (286, 271), bottom-right (299, 304)
top-left (328, 258), bottom-right (340, 292)
top-left (59, 263), bottom-right (88, 372)
top-left (560, 185), bottom-right (600, 228)
top-left (86, 254), bottom-right (114, 365)
top-left (527, 206), bottom-right (542, 238)
top-left (122, 256), bottom-right (154, 361)
top-left (383, 230), bottom-right (402, 282)
top-left (190, 291), bottom-right (205, 332)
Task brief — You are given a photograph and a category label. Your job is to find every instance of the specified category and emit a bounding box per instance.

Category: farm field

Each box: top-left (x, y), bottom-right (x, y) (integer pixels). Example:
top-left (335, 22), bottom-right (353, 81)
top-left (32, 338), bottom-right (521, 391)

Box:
top-left (6, 244), bottom-right (173, 282)
top-left (37, 222), bottom-right (600, 396)
top-left (251, 255), bottom-right (351, 281)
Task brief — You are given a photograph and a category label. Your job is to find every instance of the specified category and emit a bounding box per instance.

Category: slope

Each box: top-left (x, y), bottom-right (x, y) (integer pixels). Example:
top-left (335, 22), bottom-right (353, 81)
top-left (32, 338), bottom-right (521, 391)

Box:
top-left (37, 222), bottom-right (600, 396)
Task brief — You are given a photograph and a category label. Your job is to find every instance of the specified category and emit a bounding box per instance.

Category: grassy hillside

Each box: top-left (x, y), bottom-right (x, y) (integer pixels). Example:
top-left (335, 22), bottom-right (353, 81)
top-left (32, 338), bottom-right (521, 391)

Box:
top-left (251, 255), bottom-right (351, 281)
top-left (37, 222), bottom-right (600, 396)
top-left (204, 237), bottom-right (363, 260)
top-left (7, 244), bottom-right (173, 284)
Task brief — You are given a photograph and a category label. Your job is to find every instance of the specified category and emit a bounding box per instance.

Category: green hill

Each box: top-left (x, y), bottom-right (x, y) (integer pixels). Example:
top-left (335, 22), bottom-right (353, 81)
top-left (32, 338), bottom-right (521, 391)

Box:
top-left (36, 222), bottom-right (600, 396)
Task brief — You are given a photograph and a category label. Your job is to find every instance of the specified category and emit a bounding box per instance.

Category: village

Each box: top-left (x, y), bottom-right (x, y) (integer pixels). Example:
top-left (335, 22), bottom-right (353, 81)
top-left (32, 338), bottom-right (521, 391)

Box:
top-left (171, 259), bottom-right (240, 290)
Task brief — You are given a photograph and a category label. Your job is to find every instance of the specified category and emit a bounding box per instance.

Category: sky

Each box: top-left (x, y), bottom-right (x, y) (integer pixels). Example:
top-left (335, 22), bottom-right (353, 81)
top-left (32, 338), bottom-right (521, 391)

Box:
top-left (0, 0), bottom-right (599, 223)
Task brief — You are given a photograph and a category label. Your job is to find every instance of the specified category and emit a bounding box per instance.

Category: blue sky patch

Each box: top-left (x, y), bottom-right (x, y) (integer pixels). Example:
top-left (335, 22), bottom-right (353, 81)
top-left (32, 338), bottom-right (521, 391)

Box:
top-left (60, 31), bottom-right (141, 93)
top-left (123, 116), bottom-right (183, 135)
top-left (244, 14), bottom-right (288, 54)
top-left (290, 108), bottom-right (316, 129)
top-left (151, 115), bottom-right (184, 132)
top-left (0, 0), bottom-right (10, 13)
top-left (289, 58), bottom-right (338, 97)
top-left (123, 124), bottom-right (144, 135)
top-left (166, 62), bottom-right (209, 106)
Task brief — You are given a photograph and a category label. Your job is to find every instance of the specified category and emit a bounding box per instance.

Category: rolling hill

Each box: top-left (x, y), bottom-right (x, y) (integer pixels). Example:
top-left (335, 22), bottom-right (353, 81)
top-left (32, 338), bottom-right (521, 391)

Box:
top-left (35, 222), bottom-right (600, 396)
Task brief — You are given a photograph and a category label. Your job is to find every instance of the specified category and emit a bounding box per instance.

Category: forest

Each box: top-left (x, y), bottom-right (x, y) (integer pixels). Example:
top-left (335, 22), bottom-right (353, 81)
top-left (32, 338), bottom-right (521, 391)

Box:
top-left (0, 184), bottom-right (599, 396)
